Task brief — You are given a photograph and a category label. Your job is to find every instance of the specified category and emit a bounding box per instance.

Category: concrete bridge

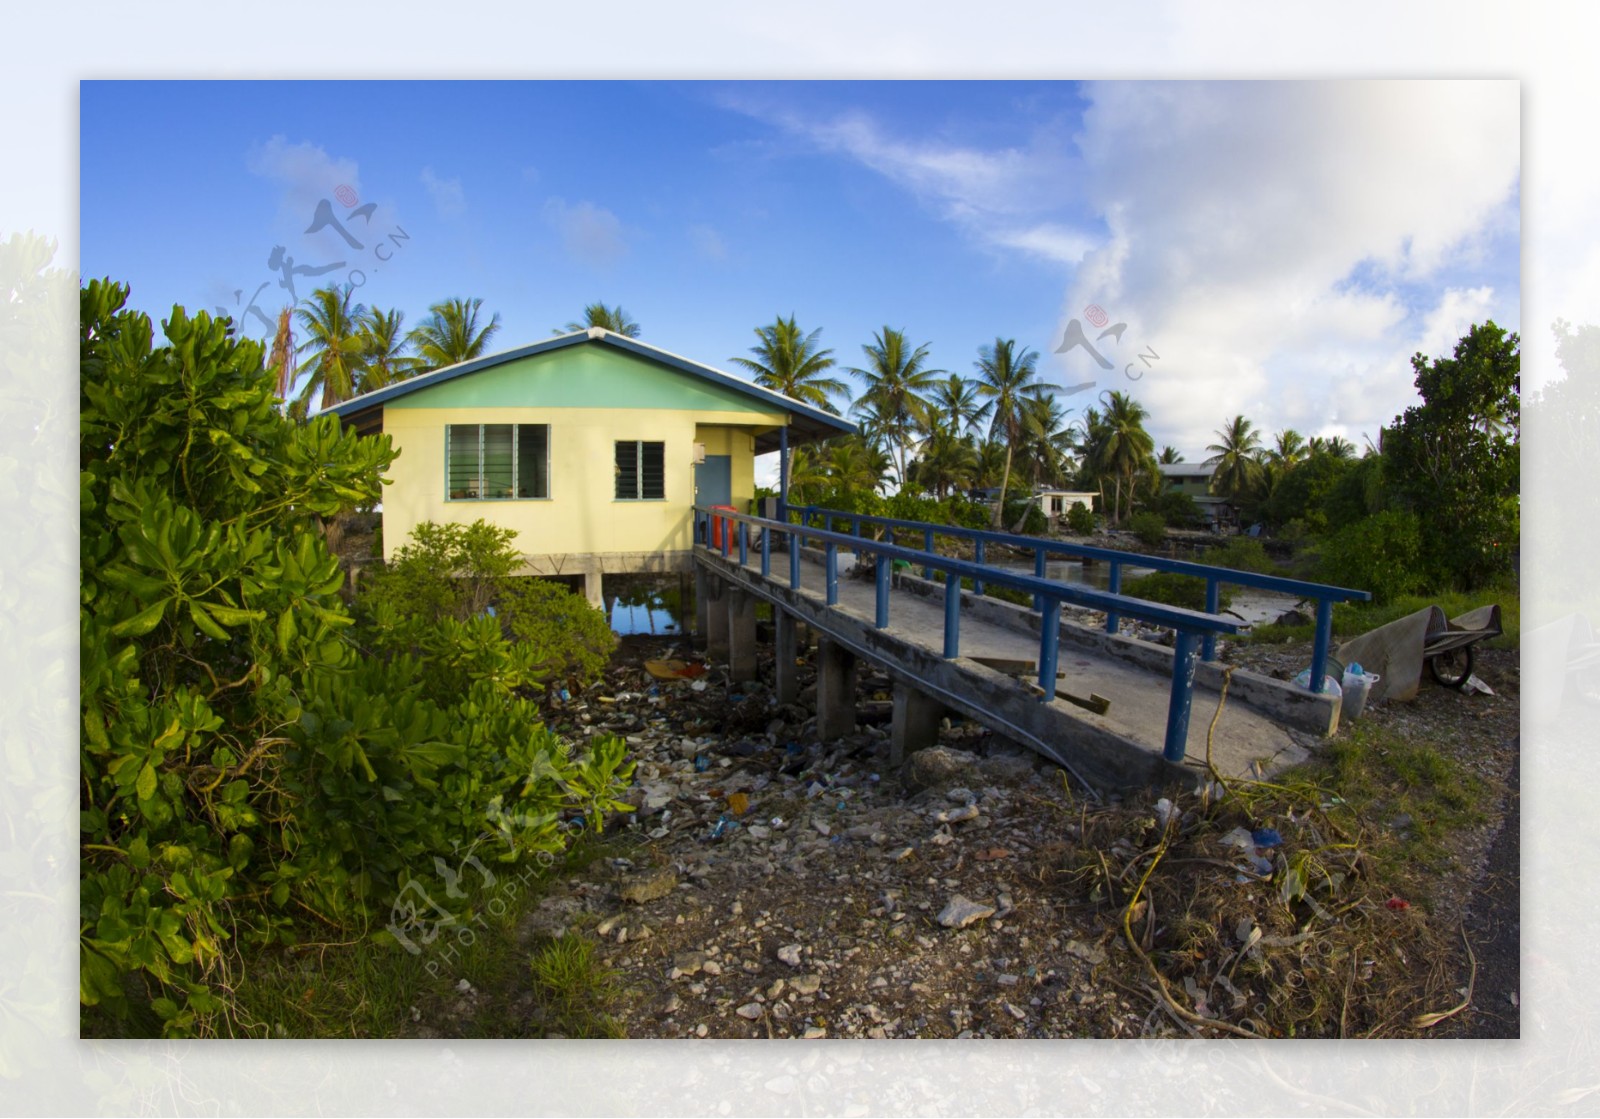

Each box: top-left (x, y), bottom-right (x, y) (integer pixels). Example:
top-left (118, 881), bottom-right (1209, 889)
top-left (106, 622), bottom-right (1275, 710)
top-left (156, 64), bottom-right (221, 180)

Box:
top-left (691, 506), bottom-right (1369, 795)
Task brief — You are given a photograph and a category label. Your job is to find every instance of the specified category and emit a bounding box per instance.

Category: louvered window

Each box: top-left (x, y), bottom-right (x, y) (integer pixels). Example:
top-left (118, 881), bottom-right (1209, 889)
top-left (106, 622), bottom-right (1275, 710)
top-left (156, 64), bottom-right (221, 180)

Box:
top-left (445, 424), bottom-right (550, 500)
top-left (615, 440), bottom-right (665, 500)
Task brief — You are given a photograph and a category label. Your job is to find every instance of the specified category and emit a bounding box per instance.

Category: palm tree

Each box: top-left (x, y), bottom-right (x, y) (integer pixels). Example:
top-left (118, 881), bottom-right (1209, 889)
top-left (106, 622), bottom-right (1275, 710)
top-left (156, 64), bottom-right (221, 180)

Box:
top-left (408, 296), bottom-right (502, 372)
top-left (928, 374), bottom-right (985, 436)
top-left (1206, 414), bottom-right (1267, 503)
top-left (908, 426), bottom-right (978, 499)
top-left (1267, 428), bottom-right (1307, 469)
top-left (1324, 435), bottom-right (1357, 460)
top-left (973, 338), bottom-right (1047, 526)
top-left (559, 301), bottom-right (641, 338)
top-left (1157, 445), bottom-right (1184, 464)
top-left (1095, 390), bottom-right (1157, 526)
top-left (730, 315), bottom-right (848, 414)
top-left (974, 436), bottom-right (1012, 492)
top-left (357, 306), bottom-right (416, 393)
top-left (786, 444), bottom-right (829, 507)
top-left (848, 326), bottom-right (942, 489)
top-left (823, 436), bottom-right (885, 498)
top-left (1015, 393), bottom-right (1073, 491)
top-left (268, 307), bottom-right (296, 403)
top-left (294, 285), bottom-right (367, 412)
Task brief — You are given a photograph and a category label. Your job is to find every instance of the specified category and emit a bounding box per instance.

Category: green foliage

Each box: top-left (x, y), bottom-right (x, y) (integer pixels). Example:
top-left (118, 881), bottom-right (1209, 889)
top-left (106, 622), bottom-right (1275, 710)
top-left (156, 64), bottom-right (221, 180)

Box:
top-left (359, 520), bottom-right (617, 696)
top-left (1260, 452), bottom-right (1356, 534)
top-left (1383, 322), bottom-right (1519, 590)
top-left (80, 281), bottom-right (632, 1037)
top-left (1065, 502), bottom-right (1097, 535)
top-left (1123, 572), bottom-right (1232, 612)
top-left (1206, 537), bottom-right (1275, 574)
top-left (1315, 509), bottom-right (1428, 604)
top-left (1129, 511), bottom-right (1166, 548)
top-left (1001, 495), bottom-right (1050, 536)
top-left (1144, 490), bottom-right (1203, 529)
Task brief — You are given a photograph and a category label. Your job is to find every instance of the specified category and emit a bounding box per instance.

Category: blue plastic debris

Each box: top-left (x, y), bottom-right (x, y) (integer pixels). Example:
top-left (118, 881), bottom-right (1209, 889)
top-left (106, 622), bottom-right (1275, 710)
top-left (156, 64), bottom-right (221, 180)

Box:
top-left (1251, 827), bottom-right (1283, 849)
top-left (693, 754), bottom-right (711, 773)
top-left (708, 813), bottom-right (740, 840)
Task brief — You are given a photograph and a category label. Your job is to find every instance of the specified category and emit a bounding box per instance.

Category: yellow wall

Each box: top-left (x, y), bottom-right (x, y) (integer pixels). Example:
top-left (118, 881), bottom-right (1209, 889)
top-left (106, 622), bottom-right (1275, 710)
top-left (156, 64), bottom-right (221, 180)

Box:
top-left (382, 406), bottom-right (775, 562)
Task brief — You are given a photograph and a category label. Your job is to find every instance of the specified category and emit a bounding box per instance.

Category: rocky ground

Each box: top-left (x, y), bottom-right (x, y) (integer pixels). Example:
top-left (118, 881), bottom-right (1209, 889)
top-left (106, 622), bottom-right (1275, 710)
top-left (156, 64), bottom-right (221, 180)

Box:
top-left (410, 615), bottom-right (1519, 1041)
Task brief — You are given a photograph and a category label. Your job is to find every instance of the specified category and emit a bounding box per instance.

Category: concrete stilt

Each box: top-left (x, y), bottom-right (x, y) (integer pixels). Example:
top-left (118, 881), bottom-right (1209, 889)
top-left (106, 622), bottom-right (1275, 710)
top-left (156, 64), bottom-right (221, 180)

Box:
top-left (815, 637), bottom-right (858, 741)
top-left (704, 576), bottom-right (729, 662)
top-left (693, 566), bottom-right (709, 649)
top-left (583, 570), bottom-right (604, 611)
top-left (774, 610), bottom-right (799, 705)
top-left (727, 588), bottom-right (757, 682)
top-left (890, 682), bottom-right (946, 767)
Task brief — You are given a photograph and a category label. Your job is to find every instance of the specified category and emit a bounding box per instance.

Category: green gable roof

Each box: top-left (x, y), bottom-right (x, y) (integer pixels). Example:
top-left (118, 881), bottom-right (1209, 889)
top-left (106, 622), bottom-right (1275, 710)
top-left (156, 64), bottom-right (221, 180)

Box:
top-left (327, 329), bottom-right (855, 451)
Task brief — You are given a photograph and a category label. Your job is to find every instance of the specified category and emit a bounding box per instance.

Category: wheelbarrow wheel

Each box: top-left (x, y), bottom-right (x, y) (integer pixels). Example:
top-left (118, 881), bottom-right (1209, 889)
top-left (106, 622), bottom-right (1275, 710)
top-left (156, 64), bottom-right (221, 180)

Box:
top-left (1428, 646), bottom-right (1474, 689)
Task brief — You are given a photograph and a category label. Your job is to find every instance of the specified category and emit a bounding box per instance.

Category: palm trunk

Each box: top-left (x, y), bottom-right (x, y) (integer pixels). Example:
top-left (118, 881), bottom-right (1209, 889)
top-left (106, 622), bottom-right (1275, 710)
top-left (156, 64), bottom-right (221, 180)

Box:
top-left (994, 443), bottom-right (1014, 528)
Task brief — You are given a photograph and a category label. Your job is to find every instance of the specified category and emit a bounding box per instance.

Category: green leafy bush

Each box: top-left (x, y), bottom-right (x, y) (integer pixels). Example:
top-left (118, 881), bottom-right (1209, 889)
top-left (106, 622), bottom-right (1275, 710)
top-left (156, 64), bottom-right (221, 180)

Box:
top-left (79, 281), bottom-right (632, 1038)
top-left (1145, 491), bottom-right (1203, 529)
top-left (1123, 571), bottom-right (1234, 612)
top-left (1129, 511), bottom-right (1167, 548)
top-left (1065, 502), bottom-right (1096, 535)
top-left (1206, 537), bottom-right (1275, 574)
top-left (1316, 509), bottom-right (1428, 603)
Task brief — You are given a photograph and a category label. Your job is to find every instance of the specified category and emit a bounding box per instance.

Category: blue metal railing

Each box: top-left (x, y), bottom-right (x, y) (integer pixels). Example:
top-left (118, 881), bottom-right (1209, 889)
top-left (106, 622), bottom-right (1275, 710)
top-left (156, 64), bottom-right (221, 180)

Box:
top-left (695, 505), bottom-right (1245, 763)
top-left (793, 505), bottom-right (1370, 696)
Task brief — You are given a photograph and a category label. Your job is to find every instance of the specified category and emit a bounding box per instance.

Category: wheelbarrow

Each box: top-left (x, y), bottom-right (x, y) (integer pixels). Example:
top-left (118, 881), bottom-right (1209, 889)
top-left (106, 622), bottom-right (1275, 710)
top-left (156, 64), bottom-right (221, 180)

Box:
top-left (1422, 604), bottom-right (1502, 689)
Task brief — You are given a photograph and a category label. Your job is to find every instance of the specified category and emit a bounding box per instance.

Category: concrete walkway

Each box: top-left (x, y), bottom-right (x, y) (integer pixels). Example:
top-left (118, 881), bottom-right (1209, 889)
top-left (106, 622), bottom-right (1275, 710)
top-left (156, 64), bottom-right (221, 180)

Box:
top-left (698, 544), bottom-right (1331, 792)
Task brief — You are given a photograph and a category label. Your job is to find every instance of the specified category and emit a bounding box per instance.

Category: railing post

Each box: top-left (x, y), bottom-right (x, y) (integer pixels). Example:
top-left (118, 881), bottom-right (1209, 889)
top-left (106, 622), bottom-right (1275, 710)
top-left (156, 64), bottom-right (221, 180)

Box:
top-left (1106, 561), bottom-right (1122, 634)
top-left (875, 556), bottom-right (890, 628)
top-left (1038, 600), bottom-right (1061, 700)
top-left (721, 514), bottom-right (731, 558)
top-left (1202, 578), bottom-right (1220, 661)
top-left (1163, 630), bottom-right (1200, 762)
top-left (789, 528), bottom-right (801, 589)
top-left (738, 521), bottom-right (748, 567)
top-left (973, 538), bottom-right (986, 597)
top-left (825, 542), bottom-right (839, 606)
top-left (1309, 598), bottom-right (1334, 693)
top-left (943, 570), bottom-right (961, 658)
top-left (1033, 549), bottom-right (1046, 612)
top-left (760, 520), bottom-right (771, 577)
top-left (923, 528), bottom-right (935, 580)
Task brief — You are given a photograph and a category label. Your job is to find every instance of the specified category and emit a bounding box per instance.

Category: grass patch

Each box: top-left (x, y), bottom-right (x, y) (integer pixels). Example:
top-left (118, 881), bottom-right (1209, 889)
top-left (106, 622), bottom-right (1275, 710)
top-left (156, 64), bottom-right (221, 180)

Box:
top-left (1319, 724), bottom-right (1490, 872)
top-left (529, 933), bottom-right (625, 1038)
top-left (1123, 571), bottom-right (1234, 612)
top-left (1239, 586), bottom-right (1519, 649)
top-left (208, 834), bottom-right (619, 1039)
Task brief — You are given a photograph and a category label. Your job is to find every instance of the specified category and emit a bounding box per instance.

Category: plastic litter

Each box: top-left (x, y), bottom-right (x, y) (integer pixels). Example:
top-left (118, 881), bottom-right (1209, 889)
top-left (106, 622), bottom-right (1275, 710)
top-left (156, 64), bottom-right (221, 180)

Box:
top-left (1386, 896), bottom-right (1410, 911)
top-left (1293, 668), bottom-right (1344, 696)
top-left (1251, 827), bottom-right (1283, 848)
top-left (693, 755), bottom-right (710, 773)
top-left (1340, 664), bottom-right (1381, 720)
top-left (1462, 674), bottom-right (1495, 696)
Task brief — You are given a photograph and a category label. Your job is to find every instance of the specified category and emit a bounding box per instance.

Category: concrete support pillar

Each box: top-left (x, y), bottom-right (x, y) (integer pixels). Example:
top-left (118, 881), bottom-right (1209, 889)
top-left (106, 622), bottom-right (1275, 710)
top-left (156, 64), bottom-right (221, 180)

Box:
top-left (774, 610), bottom-right (800, 705)
top-left (815, 637), bottom-right (858, 742)
top-left (727, 588), bottom-right (757, 682)
top-left (582, 570), bottom-right (604, 611)
top-left (693, 566), bottom-right (709, 649)
top-left (704, 576), bottom-right (729, 662)
top-left (890, 682), bottom-right (946, 767)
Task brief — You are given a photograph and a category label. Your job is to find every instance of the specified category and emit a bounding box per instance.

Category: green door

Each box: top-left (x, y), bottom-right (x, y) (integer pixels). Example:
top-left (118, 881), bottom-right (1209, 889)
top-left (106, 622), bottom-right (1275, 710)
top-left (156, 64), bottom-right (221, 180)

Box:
top-left (694, 455), bottom-right (732, 508)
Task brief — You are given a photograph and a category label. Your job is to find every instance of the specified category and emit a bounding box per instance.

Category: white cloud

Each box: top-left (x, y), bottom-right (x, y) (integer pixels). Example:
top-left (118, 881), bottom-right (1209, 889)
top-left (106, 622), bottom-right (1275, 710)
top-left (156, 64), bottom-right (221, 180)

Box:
top-left (543, 197), bottom-right (627, 266)
top-left (689, 223), bottom-right (728, 261)
top-left (420, 166), bottom-right (465, 217)
top-left (731, 101), bottom-right (1095, 263)
top-left (1054, 80), bottom-right (1519, 454)
top-left (247, 135), bottom-right (360, 224)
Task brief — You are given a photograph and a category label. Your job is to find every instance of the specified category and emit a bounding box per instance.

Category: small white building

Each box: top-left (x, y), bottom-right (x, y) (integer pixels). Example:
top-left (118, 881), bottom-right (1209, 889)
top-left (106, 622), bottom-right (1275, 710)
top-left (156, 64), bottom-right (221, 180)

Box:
top-left (1030, 488), bottom-right (1098, 519)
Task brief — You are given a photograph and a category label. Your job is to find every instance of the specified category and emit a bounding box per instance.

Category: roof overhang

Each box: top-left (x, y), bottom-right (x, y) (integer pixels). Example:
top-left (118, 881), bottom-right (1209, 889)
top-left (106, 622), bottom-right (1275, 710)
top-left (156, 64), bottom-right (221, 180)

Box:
top-left (325, 329), bottom-right (856, 450)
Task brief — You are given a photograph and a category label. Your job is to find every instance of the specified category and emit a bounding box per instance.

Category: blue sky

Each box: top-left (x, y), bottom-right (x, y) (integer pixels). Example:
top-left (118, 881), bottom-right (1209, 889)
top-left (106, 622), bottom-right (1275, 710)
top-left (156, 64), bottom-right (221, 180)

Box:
top-left (81, 79), bottom-right (1520, 464)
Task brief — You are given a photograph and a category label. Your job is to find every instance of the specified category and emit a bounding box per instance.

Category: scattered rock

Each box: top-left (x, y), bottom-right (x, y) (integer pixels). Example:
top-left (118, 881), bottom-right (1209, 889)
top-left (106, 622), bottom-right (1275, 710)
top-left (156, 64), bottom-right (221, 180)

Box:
top-left (777, 944), bottom-right (803, 967)
top-left (905, 746), bottom-right (978, 789)
top-left (735, 1002), bottom-right (764, 1020)
top-left (937, 894), bottom-right (997, 929)
top-left (618, 867), bottom-right (678, 905)
top-left (934, 804), bottom-right (979, 824)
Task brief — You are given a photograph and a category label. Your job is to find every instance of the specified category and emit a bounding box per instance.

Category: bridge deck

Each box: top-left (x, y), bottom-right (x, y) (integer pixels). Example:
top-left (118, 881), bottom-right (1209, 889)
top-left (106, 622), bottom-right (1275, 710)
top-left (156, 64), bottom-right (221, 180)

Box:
top-left (699, 544), bottom-right (1319, 791)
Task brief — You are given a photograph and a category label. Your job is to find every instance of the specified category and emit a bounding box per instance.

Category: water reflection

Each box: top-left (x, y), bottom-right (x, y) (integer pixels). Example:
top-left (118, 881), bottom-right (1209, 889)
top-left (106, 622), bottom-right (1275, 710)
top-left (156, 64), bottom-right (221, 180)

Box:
top-left (604, 573), bottom-right (691, 636)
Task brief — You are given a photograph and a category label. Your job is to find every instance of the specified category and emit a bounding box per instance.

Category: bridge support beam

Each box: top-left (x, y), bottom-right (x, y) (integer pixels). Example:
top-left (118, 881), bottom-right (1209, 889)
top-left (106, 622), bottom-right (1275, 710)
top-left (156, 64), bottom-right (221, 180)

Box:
top-left (693, 566), bottom-right (709, 649)
top-left (774, 610), bottom-right (800, 705)
top-left (727, 588), bottom-right (758, 682)
top-left (704, 576), bottom-right (729, 662)
top-left (890, 682), bottom-right (945, 767)
top-left (815, 637), bottom-right (858, 741)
